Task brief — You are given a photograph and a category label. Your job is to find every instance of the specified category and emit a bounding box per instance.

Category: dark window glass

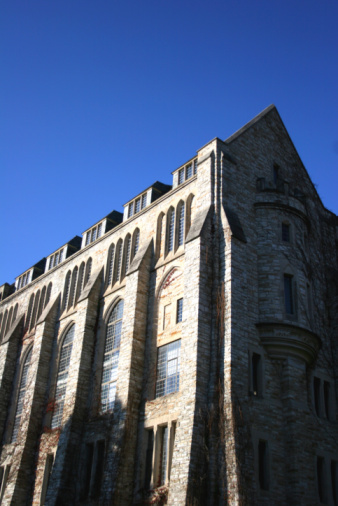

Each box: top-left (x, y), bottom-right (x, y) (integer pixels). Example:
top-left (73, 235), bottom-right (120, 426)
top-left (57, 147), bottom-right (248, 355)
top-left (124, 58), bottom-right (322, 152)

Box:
top-left (324, 381), bottom-right (330, 419)
top-left (252, 353), bottom-right (261, 396)
top-left (144, 430), bottom-right (154, 490)
top-left (314, 377), bottom-right (321, 416)
top-left (177, 298), bottom-right (183, 323)
top-left (284, 275), bottom-right (294, 314)
top-left (282, 223), bottom-right (290, 242)
top-left (258, 440), bottom-right (269, 490)
top-left (317, 456), bottom-right (326, 503)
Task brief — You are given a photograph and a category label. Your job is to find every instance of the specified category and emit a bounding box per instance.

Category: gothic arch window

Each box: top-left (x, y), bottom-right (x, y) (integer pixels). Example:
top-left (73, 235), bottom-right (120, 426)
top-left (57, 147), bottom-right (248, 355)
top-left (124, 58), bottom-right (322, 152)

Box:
top-left (1, 311), bottom-right (8, 341)
top-left (45, 283), bottom-right (52, 307)
top-left (68, 267), bottom-right (78, 308)
top-left (114, 240), bottom-right (123, 283)
top-left (25, 295), bottom-right (34, 332)
top-left (122, 234), bottom-right (131, 278)
top-left (186, 194), bottom-right (195, 236)
top-left (131, 228), bottom-right (140, 262)
top-left (30, 290), bottom-right (40, 330)
top-left (62, 272), bottom-right (71, 311)
top-left (77, 263), bottom-right (85, 299)
top-left (5, 307), bottom-right (13, 335)
top-left (13, 304), bottom-right (19, 325)
top-left (11, 347), bottom-right (33, 442)
top-left (51, 324), bottom-right (75, 429)
top-left (106, 244), bottom-right (115, 287)
top-left (0, 313), bottom-right (3, 339)
top-left (156, 213), bottom-right (165, 260)
top-left (167, 207), bottom-right (175, 254)
top-left (84, 258), bottom-right (92, 287)
top-left (100, 300), bottom-right (124, 413)
top-left (37, 287), bottom-right (46, 321)
top-left (176, 201), bottom-right (185, 248)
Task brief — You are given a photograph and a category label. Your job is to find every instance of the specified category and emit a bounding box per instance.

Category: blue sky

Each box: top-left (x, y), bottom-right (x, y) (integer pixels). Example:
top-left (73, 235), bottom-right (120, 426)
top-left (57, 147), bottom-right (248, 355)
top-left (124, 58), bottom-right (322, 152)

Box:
top-left (1, 0), bottom-right (337, 286)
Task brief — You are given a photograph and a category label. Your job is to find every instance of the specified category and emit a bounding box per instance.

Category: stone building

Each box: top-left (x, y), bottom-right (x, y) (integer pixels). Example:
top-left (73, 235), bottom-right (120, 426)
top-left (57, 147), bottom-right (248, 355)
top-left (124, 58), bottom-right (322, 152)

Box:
top-left (0, 105), bottom-right (337, 505)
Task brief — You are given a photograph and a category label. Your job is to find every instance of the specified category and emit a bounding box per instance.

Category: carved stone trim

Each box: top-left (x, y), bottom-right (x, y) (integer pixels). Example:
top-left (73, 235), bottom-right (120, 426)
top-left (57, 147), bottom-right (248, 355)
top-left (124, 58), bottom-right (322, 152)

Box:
top-left (256, 321), bottom-right (321, 365)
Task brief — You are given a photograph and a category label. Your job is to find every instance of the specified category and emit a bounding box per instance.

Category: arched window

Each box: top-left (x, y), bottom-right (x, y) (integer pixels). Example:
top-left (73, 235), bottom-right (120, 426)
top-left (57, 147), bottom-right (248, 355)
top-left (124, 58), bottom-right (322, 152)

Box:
top-left (115, 240), bottom-right (123, 283)
top-left (51, 325), bottom-right (75, 429)
top-left (25, 295), bottom-right (34, 331)
top-left (77, 263), bottom-right (85, 298)
top-left (106, 245), bottom-right (115, 287)
top-left (45, 283), bottom-right (52, 307)
top-left (167, 208), bottom-right (175, 253)
top-left (84, 258), bottom-right (92, 287)
top-left (37, 287), bottom-right (46, 321)
top-left (123, 234), bottom-right (131, 277)
top-left (30, 290), bottom-right (40, 329)
top-left (68, 267), bottom-right (78, 308)
top-left (132, 228), bottom-right (140, 260)
top-left (63, 272), bottom-right (71, 311)
top-left (101, 301), bottom-right (124, 412)
top-left (12, 348), bottom-right (32, 442)
top-left (0, 313), bottom-right (3, 339)
top-left (186, 194), bottom-right (195, 236)
top-left (156, 213), bottom-right (165, 260)
top-left (177, 202), bottom-right (185, 247)
top-left (5, 307), bottom-right (13, 335)
top-left (13, 304), bottom-right (19, 325)
top-left (0, 310), bottom-right (8, 340)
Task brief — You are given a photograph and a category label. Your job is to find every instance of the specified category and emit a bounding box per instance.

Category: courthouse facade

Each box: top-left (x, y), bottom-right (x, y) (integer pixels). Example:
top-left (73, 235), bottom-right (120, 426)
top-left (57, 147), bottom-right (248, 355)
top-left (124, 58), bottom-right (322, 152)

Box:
top-left (0, 105), bottom-right (337, 505)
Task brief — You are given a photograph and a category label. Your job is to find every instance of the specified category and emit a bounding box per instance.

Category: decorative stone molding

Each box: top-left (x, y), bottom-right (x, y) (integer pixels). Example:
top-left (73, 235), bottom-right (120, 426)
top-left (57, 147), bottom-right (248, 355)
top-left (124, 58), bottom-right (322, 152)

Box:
top-left (256, 321), bottom-right (321, 365)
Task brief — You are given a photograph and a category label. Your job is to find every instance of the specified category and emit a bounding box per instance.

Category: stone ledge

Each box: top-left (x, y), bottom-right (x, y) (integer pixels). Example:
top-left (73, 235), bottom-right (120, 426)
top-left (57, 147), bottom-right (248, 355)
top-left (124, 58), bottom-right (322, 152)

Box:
top-left (256, 321), bottom-right (321, 365)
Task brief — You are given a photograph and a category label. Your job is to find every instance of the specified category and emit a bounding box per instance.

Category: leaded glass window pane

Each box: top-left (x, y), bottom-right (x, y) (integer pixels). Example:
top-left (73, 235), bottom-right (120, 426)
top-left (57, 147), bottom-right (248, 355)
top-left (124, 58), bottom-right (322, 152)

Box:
top-left (107, 245), bottom-right (115, 286)
top-left (155, 340), bottom-right (181, 398)
top-left (178, 169), bottom-right (185, 184)
top-left (178, 204), bottom-right (185, 247)
top-left (168, 209), bottom-right (175, 252)
top-left (135, 198), bottom-right (141, 214)
top-left (97, 223), bottom-right (103, 238)
top-left (186, 163), bottom-right (192, 180)
top-left (141, 193), bottom-right (147, 209)
top-left (51, 325), bottom-right (75, 429)
top-left (101, 301), bottom-right (124, 412)
top-left (12, 349), bottom-right (32, 442)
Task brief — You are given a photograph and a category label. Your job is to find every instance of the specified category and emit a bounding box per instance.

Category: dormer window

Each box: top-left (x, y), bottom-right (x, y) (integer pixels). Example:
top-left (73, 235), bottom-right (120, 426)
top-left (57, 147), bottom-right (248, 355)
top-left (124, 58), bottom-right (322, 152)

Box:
top-left (127, 193), bottom-right (148, 219)
top-left (48, 249), bottom-right (64, 270)
top-left (17, 271), bottom-right (31, 290)
top-left (176, 159), bottom-right (197, 186)
top-left (85, 222), bottom-right (103, 246)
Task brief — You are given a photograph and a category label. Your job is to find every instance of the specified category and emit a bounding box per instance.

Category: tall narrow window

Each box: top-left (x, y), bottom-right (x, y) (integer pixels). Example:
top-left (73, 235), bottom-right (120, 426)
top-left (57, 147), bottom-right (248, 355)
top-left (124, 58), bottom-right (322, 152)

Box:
top-left (107, 245), bottom-right (115, 286)
top-left (77, 263), bottom-right (85, 297)
top-left (45, 283), bottom-right (52, 307)
top-left (85, 258), bottom-right (92, 287)
top-left (141, 193), bottom-right (147, 209)
top-left (282, 223), bottom-right (290, 242)
top-left (159, 426), bottom-right (168, 485)
top-left (91, 227), bottom-right (97, 243)
top-left (30, 291), bottom-right (40, 329)
top-left (258, 440), bottom-right (269, 491)
top-left (176, 298), bottom-right (183, 323)
top-left (167, 209), bottom-right (175, 253)
top-left (40, 454), bottom-right (54, 505)
top-left (133, 229), bottom-right (140, 259)
top-left (144, 430), bottom-right (154, 490)
top-left (317, 456), bottom-right (326, 503)
top-left (25, 295), bottom-right (34, 331)
top-left (324, 381), bottom-right (330, 419)
top-left (135, 198), bottom-right (141, 214)
top-left (155, 340), bottom-right (181, 398)
top-left (313, 376), bottom-right (321, 416)
top-left (0, 465), bottom-right (10, 504)
top-left (37, 287), bottom-right (46, 320)
top-left (69, 267), bottom-right (78, 308)
top-left (101, 301), bottom-right (124, 412)
top-left (51, 325), bottom-right (75, 429)
top-left (193, 159), bottom-right (197, 174)
top-left (186, 163), bottom-right (193, 180)
top-left (251, 353), bottom-right (262, 397)
top-left (331, 460), bottom-right (338, 506)
top-left (178, 169), bottom-right (185, 184)
top-left (128, 202), bottom-right (134, 218)
top-left (97, 223), bottom-right (103, 238)
top-left (115, 242), bottom-right (123, 282)
top-left (284, 274), bottom-right (294, 315)
top-left (63, 272), bottom-right (71, 311)
top-left (178, 203), bottom-right (185, 247)
top-left (124, 235), bottom-right (131, 276)
top-left (85, 232), bottom-right (91, 246)
top-left (12, 348), bottom-right (32, 442)
top-left (6, 307), bottom-right (13, 334)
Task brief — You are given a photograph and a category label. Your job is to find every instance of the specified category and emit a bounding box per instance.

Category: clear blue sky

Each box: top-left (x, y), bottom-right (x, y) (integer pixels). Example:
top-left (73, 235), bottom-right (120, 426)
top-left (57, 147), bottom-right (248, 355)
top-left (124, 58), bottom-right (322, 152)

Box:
top-left (1, 0), bottom-right (337, 286)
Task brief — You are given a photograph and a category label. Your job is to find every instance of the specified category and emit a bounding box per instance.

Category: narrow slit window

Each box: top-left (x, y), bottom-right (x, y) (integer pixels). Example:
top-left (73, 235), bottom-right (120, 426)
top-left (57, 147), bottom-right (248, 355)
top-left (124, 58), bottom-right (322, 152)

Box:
top-left (251, 353), bottom-right (262, 397)
top-left (258, 440), bottom-right (269, 491)
top-left (284, 274), bottom-right (294, 315)
top-left (133, 229), bottom-right (140, 258)
top-left (178, 169), bottom-right (185, 184)
top-left (168, 209), bottom-right (175, 253)
top-left (40, 454), bottom-right (54, 505)
top-left (135, 198), bottom-right (141, 214)
top-left (186, 163), bottom-right (192, 180)
top-left (141, 193), bottom-right (147, 209)
top-left (128, 202), bottom-right (134, 218)
top-left (115, 244), bottom-right (123, 282)
top-left (144, 429), bottom-right (154, 490)
top-left (176, 298), bottom-right (183, 323)
top-left (97, 223), bottom-right (102, 238)
top-left (313, 377), bottom-right (321, 416)
top-left (282, 223), bottom-right (290, 242)
top-left (317, 456), bottom-right (326, 503)
top-left (107, 245), bottom-right (115, 286)
top-left (159, 426), bottom-right (168, 485)
top-left (324, 381), bottom-right (330, 419)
